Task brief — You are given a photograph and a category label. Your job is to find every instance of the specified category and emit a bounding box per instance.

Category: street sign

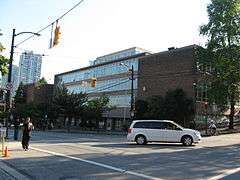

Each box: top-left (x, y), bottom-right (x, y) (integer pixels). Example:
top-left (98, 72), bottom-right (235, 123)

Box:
top-left (6, 83), bottom-right (13, 90)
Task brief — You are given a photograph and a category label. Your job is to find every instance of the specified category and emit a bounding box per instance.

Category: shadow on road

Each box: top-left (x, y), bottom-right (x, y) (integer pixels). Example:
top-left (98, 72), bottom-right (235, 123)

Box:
top-left (92, 142), bottom-right (196, 150)
top-left (3, 143), bottom-right (240, 180)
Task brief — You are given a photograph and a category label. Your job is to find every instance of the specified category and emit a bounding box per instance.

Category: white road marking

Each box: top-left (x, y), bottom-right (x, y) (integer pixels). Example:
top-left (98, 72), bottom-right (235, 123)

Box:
top-left (208, 167), bottom-right (240, 180)
top-left (31, 147), bottom-right (163, 180)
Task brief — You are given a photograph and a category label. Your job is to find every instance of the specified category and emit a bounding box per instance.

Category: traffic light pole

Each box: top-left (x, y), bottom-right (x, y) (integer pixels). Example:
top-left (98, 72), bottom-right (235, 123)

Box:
top-left (5, 29), bottom-right (40, 138)
top-left (5, 29), bottom-right (15, 138)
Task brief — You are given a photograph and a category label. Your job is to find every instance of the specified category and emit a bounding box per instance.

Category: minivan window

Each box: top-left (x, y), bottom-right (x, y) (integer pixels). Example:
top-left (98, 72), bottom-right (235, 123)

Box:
top-left (133, 122), bottom-right (151, 128)
top-left (150, 122), bottom-right (165, 129)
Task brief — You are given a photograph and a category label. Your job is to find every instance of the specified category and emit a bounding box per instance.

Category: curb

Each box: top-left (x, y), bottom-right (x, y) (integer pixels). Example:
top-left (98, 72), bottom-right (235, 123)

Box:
top-left (47, 129), bottom-right (127, 136)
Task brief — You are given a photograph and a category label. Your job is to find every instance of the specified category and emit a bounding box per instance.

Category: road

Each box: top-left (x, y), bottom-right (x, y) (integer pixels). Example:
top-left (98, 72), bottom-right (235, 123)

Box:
top-left (0, 130), bottom-right (240, 180)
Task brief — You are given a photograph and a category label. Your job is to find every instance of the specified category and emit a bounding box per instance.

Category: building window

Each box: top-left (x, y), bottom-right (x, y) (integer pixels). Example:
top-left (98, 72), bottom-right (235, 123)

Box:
top-left (115, 120), bottom-right (122, 130)
top-left (196, 83), bottom-right (209, 102)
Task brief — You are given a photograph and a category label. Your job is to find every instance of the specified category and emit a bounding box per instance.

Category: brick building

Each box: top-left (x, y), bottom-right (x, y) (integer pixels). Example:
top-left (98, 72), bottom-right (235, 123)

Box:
top-left (138, 45), bottom-right (198, 100)
top-left (137, 45), bottom-right (212, 126)
top-left (24, 84), bottom-right (54, 105)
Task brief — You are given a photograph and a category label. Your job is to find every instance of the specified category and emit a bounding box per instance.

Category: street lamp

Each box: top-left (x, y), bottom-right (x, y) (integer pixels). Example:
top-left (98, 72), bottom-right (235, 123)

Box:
top-left (5, 29), bottom-right (40, 138)
top-left (120, 62), bottom-right (135, 121)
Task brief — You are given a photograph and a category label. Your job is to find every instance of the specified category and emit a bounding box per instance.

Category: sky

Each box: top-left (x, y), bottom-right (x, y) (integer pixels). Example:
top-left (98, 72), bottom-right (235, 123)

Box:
top-left (0, 0), bottom-right (211, 83)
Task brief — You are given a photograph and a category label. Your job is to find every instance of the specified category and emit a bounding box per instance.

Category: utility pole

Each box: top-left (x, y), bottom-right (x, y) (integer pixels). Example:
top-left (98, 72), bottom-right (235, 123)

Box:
top-left (130, 65), bottom-right (134, 121)
top-left (120, 63), bottom-right (135, 121)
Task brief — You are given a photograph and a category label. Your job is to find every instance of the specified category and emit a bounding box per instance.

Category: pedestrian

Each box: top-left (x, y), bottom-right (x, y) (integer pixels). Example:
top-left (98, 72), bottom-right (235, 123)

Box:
top-left (21, 117), bottom-right (34, 151)
top-left (13, 117), bottom-right (20, 140)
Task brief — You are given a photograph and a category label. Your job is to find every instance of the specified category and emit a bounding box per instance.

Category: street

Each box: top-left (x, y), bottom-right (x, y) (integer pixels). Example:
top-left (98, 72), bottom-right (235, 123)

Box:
top-left (0, 131), bottom-right (240, 180)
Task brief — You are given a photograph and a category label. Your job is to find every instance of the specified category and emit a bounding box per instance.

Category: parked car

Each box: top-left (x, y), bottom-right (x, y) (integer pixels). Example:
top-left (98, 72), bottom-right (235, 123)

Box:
top-left (127, 120), bottom-right (201, 146)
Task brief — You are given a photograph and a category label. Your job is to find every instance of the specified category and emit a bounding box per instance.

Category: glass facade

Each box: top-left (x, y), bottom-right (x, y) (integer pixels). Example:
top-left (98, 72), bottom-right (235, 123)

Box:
top-left (93, 47), bottom-right (145, 65)
top-left (55, 47), bottom-right (150, 108)
top-left (19, 51), bottom-right (42, 85)
top-left (67, 78), bottom-right (137, 94)
top-left (58, 58), bottom-right (138, 84)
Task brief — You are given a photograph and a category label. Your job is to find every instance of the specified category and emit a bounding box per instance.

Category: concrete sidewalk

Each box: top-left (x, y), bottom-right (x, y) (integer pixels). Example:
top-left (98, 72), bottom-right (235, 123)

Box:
top-left (0, 141), bottom-right (31, 180)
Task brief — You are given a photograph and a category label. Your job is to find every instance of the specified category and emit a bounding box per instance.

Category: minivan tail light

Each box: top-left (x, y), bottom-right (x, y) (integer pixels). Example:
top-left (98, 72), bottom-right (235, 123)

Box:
top-left (128, 128), bottom-right (132, 133)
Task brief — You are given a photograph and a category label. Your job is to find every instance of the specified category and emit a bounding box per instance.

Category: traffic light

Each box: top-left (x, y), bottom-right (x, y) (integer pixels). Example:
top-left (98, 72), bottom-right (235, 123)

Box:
top-left (91, 77), bottom-right (97, 88)
top-left (53, 25), bottom-right (61, 47)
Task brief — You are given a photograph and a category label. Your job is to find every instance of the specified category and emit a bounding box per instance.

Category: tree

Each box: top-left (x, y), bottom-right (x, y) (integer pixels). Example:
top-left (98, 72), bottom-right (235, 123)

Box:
top-left (82, 95), bottom-right (112, 129)
top-left (200, 0), bottom-right (240, 129)
top-left (0, 29), bottom-right (9, 76)
top-left (52, 85), bottom-right (88, 132)
top-left (37, 77), bottom-right (48, 86)
top-left (163, 89), bottom-right (194, 127)
top-left (135, 99), bottom-right (149, 119)
top-left (135, 89), bottom-right (194, 127)
top-left (14, 82), bottom-right (26, 104)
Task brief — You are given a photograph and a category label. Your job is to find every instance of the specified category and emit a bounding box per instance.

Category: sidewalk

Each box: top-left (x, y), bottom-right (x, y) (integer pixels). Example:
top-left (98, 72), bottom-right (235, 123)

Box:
top-left (0, 137), bottom-right (31, 180)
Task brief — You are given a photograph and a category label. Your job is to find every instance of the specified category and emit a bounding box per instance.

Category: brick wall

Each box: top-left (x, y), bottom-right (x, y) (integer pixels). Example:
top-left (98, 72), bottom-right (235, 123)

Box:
top-left (25, 84), bottom-right (54, 104)
top-left (138, 45), bottom-right (197, 100)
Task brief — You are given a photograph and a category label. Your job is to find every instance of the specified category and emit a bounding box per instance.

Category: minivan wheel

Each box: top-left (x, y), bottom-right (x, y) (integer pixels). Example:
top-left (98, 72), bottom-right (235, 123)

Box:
top-left (135, 135), bottom-right (147, 145)
top-left (182, 136), bottom-right (193, 146)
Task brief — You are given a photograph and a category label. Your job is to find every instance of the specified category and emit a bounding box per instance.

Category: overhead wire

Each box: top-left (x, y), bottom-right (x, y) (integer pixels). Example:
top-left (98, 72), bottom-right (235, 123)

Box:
top-left (87, 79), bottom-right (130, 94)
top-left (15, 0), bottom-right (85, 47)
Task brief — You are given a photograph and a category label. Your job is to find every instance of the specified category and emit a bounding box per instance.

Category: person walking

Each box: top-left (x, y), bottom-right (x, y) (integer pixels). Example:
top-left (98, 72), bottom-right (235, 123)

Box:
top-left (13, 118), bottom-right (20, 140)
top-left (21, 117), bottom-right (34, 151)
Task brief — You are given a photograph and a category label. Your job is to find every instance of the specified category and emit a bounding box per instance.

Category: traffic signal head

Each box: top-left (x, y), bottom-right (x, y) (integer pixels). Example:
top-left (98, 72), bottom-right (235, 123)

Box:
top-left (91, 77), bottom-right (97, 87)
top-left (53, 26), bottom-right (61, 47)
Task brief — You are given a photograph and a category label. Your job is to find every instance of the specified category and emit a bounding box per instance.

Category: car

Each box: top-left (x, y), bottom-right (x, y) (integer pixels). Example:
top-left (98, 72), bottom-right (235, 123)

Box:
top-left (127, 120), bottom-right (201, 146)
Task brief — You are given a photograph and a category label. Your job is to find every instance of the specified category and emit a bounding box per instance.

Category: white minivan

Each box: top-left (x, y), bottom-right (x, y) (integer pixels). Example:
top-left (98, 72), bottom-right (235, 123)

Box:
top-left (127, 120), bottom-right (201, 146)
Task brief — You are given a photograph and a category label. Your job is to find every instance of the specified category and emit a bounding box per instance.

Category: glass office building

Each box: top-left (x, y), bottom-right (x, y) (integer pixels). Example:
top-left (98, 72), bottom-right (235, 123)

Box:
top-left (54, 47), bottom-right (151, 130)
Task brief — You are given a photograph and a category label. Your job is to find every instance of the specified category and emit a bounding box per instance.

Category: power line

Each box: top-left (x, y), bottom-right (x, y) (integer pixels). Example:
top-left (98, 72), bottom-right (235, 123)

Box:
top-left (88, 79), bottom-right (130, 94)
top-left (15, 0), bottom-right (85, 47)
top-left (14, 47), bottom-right (84, 60)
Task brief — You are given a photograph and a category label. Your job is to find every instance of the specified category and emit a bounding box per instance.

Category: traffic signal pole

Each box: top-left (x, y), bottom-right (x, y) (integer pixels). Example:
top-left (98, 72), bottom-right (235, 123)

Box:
top-left (5, 29), bottom-right (15, 138)
top-left (5, 29), bottom-right (40, 138)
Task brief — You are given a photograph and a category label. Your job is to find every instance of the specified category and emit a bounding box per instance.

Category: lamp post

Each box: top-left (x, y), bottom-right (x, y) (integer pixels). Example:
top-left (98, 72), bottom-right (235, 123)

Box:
top-left (120, 63), bottom-right (134, 121)
top-left (5, 29), bottom-right (40, 138)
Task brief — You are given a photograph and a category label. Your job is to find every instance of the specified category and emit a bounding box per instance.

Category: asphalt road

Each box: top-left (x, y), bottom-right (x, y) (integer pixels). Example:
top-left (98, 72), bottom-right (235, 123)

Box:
top-left (1, 130), bottom-right (240, 180)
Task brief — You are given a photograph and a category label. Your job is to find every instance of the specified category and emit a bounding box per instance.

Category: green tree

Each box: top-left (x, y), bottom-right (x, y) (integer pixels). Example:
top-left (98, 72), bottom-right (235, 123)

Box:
top-left (52, 85), bottom-right (87, 132)
top-left (200, 0), bottom-right (240, 129)
top-left (135, 99), bottom-right (149, 119)
top-left (0, 29), bottom-right (9, 76)
top-left (163, 89), bottom-right (194, 127)
top-left (37, 77), bottom-right (48, 86)
top-left (13, 82), bottom-right (25, 104)
top-left (82, 95), bottom-right (112, 129)
top-left (135, 89), bottom-right (194, 127)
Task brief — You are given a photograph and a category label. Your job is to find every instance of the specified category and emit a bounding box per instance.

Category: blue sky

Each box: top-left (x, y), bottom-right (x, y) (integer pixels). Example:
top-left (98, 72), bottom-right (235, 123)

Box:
top-left (1, 0), bottom-right (210, 83)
